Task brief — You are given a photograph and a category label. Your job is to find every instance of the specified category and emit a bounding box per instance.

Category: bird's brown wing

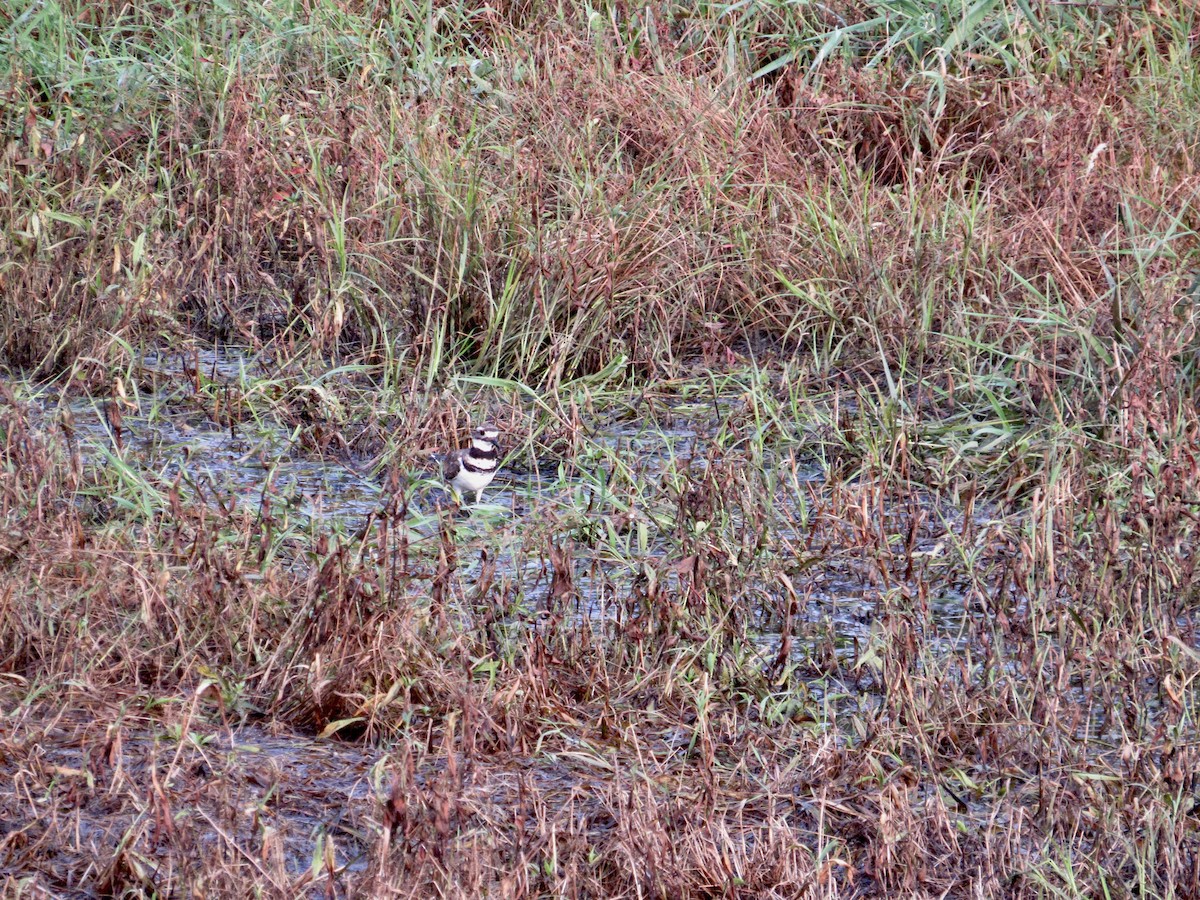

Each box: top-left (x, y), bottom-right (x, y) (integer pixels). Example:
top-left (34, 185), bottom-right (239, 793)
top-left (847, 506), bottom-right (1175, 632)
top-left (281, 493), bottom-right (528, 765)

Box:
top-left (442, 449), bottom-right (463, 482)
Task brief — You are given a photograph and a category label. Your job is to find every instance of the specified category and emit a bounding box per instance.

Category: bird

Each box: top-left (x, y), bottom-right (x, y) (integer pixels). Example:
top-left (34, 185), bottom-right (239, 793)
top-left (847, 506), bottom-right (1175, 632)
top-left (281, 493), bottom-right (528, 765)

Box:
top-left (442, 423), bottom-right (501, 505)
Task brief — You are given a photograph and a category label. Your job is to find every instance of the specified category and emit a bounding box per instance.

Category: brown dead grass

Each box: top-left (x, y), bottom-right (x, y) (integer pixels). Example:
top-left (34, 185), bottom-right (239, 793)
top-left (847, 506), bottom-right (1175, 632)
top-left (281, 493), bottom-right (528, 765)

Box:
top-left (3, 6), bottom-right (1196, 384)
top-left (3, 2), bottom-right (1200, 896)
top-left (3, 367), bottom-right (1199, 896)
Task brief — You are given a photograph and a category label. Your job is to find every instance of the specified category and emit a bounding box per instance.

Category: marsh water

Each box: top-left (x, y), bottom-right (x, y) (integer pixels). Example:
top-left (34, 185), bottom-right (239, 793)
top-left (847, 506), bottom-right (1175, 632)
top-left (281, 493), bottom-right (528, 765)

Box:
top-left (20, 346), bottom-right (978, 650)
top-left (3, 345), bottom-right (1153, 883)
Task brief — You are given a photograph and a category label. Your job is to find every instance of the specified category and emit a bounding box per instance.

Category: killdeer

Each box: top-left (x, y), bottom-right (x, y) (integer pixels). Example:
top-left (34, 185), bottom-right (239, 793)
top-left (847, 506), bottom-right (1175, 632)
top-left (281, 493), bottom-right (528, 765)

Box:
top-left (442, 423), bottom-right (501, 505)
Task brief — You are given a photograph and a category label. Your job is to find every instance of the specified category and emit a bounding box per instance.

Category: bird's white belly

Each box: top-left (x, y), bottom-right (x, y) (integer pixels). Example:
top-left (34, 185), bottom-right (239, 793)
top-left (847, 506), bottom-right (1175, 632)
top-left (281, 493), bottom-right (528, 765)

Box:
top-left (452, 466), bottom-right (495, 493)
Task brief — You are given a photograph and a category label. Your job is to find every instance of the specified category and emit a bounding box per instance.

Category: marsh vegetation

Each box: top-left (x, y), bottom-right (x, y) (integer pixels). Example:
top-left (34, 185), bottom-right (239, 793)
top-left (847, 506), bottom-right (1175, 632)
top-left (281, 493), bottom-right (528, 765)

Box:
top-left (2, 0), bottom-right (1199, 896)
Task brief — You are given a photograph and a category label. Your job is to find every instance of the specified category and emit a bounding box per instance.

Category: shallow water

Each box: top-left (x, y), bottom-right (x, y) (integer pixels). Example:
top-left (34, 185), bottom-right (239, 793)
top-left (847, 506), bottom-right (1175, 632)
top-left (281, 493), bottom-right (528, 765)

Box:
top-left (3, 346), bottom-right (1019, 750)
top-left (14, 344), bottom-right (985, 657)
top-left (5, 344), bottom-right (1194, 894)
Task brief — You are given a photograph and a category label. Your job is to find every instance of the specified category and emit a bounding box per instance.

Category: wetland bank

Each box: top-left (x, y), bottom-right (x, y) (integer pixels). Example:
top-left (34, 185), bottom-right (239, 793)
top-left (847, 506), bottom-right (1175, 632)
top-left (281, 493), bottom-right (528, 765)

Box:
top-left (2, 1), bottom-right (1200, 897)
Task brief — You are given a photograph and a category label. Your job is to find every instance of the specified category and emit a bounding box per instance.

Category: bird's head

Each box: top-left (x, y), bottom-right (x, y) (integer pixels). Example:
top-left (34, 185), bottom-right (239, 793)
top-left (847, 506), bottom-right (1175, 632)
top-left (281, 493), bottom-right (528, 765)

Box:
top-left (472, 424), bottom-right (500, 447)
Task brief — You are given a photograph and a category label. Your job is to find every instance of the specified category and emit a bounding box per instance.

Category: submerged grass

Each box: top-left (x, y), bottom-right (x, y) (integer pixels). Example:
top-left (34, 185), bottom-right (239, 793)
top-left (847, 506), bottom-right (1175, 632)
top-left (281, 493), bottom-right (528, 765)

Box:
top-left (2, 0), bottom-right (1200, 897)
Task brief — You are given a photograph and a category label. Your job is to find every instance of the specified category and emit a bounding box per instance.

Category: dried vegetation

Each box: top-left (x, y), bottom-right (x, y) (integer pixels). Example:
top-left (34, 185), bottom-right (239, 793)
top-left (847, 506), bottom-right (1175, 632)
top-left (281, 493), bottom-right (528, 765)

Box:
top-left (2, 0), bottom-right (1200, 897)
